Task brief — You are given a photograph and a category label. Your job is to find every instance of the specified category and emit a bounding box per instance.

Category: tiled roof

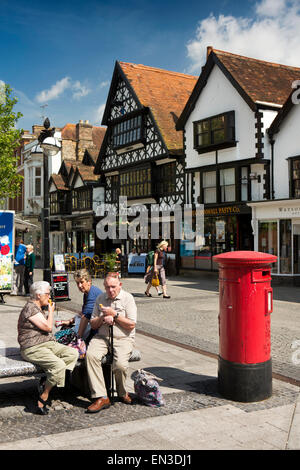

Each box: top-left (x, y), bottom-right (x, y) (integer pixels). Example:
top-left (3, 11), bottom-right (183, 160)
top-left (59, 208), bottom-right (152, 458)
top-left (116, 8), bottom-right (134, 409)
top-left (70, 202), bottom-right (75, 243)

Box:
top-left (61, 123), bottom-right (106, 149)
top-left (177, 47), bottom-right (300, 130)
top-left (92, 127), bottom-right (106, 150)
top-left (119, 62), bottom-right (198, 154)
top-left (51, 174), bottom-right (69, 191)
top-left (213, 48), bottom-right (300, 106)
top-left (76, 163), bottom-right (98, 182)
top-left (61, 123), bottom-right (76, 140)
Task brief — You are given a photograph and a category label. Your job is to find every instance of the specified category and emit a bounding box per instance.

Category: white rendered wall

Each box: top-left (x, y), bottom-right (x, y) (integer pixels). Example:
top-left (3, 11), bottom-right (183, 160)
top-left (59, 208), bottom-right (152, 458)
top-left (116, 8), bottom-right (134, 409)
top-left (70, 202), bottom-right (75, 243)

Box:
top-left (184, 65), bottom-right (257, 170)
top-left (271, 104), bottom-right (300, 200)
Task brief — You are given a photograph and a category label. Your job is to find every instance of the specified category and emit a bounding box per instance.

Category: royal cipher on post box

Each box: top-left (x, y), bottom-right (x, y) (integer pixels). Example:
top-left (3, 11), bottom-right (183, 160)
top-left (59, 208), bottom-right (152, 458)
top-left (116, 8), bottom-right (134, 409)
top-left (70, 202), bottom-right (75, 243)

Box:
top-left (213, 251), bottom-right (277, 402)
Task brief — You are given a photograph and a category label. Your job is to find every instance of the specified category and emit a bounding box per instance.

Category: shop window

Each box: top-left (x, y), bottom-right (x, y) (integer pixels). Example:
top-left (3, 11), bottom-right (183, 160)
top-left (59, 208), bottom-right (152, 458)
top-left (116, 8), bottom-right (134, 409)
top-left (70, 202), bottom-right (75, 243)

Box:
top-left (258, 221), bottom-right (278, 273)
top-left (193, 111), bottom-right (235, 153)
top-left (280, 219), bottom-right (292, 274)
top-left (203, 171), bottom-right (216, 203)
top-left (220, 168), bottom-right (235, 202)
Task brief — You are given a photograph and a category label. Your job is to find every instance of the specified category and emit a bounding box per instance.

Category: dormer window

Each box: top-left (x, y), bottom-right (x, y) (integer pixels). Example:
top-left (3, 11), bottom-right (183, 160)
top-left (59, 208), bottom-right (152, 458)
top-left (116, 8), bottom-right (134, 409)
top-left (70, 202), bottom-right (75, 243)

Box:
top-left (194, 111), bottom-right (236, 154)
top-left (112, 114), bottom-right (144, 154)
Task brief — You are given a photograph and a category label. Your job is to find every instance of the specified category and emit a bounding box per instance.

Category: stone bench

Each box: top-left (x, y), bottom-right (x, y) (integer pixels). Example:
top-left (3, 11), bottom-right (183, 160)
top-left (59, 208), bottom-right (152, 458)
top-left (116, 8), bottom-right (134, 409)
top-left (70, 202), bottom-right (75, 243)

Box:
top-left (0, 347), bottom-right (141, 379)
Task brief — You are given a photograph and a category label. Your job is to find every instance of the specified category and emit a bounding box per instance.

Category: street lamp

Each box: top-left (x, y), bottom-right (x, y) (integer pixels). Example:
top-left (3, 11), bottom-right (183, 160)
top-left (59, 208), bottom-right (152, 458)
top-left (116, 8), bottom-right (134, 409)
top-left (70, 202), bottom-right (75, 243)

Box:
top-left (38, 118), bottom-right (61, 283)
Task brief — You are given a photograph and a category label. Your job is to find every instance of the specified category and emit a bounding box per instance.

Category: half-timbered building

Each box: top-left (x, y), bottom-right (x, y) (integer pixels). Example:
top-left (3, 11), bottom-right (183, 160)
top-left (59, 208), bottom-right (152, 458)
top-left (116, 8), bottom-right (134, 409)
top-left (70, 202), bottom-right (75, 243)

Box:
top-left (49, 121), bottom-right (106, 255)
top-left (94, 61), bottom-right (197, 267)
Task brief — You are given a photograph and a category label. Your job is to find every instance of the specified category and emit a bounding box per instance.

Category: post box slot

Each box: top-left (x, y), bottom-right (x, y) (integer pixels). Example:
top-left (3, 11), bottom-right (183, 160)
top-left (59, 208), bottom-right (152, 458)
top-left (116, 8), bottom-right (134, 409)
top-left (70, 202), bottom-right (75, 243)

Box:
top-left (251, 269), bottom-right (271, 283)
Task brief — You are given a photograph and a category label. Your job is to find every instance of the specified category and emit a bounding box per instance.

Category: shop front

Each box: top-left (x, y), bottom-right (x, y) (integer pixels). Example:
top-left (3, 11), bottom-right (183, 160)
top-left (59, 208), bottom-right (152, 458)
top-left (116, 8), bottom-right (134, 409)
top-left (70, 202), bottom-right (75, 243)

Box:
top-left (65, 216), bottom-right (95, 254)
top-left (248, 199), bottom-right (300, 282)
top-left (180, 203), bottom-right (253, 271)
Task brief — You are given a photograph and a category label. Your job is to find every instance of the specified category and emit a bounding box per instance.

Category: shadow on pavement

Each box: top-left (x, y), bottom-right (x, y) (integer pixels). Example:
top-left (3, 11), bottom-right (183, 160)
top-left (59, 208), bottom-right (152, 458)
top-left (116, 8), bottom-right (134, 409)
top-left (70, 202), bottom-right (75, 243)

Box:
top-left (131, 367), bottom-right (219, 397)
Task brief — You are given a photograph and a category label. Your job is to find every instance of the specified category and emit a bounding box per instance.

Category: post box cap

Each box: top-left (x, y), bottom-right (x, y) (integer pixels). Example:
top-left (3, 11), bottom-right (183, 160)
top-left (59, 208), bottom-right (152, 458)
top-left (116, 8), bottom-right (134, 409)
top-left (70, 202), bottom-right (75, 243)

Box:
top-left (213, 250), bottom-right (277, 265)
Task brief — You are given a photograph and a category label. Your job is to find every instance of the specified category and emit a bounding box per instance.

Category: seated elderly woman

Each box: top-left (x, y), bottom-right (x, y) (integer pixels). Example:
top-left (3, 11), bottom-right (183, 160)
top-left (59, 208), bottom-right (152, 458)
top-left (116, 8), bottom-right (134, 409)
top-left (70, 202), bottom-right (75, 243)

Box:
top-left (17, 281), bottom-right (78, 415)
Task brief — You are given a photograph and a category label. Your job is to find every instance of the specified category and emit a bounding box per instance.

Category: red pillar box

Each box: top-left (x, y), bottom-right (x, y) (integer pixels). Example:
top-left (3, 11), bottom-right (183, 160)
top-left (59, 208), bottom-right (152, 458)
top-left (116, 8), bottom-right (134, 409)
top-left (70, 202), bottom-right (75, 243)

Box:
top-left (213, 251), bottom-right (277, 402)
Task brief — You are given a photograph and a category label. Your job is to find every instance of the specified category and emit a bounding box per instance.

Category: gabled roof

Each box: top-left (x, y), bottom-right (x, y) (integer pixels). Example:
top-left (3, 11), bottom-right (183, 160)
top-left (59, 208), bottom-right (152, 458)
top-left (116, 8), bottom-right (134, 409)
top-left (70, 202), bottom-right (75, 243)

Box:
top-left (75, 163), bottom-right (98, 183)
top-left (49, 174), bottom-right (70, 191)
top-left (176, 48), bottom-right (300, 130)
top-left (102, 61), bottom-right (198, 154)
top-left (267, 87), bottom-right (299, 137)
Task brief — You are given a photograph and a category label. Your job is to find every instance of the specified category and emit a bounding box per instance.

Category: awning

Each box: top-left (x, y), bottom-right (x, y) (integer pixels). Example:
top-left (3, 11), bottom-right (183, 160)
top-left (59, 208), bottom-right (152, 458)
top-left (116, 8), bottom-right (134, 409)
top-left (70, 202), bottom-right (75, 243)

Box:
top-left (15, 218), bottom-right (38, 230)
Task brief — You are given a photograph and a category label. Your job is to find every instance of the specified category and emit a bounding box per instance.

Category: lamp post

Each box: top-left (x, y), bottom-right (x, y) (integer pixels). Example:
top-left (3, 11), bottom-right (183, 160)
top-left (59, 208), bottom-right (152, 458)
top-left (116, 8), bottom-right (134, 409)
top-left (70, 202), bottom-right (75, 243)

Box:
top-left (38, 118), bottom-right (61, 283)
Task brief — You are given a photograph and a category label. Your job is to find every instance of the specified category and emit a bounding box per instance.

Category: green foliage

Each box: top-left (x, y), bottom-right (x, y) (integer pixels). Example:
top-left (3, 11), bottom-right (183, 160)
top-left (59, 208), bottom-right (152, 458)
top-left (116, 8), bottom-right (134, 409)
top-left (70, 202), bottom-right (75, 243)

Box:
top-left (104, 252), bottom-right (118, 272)
top-left (0, 83), bottom-right (23, 199)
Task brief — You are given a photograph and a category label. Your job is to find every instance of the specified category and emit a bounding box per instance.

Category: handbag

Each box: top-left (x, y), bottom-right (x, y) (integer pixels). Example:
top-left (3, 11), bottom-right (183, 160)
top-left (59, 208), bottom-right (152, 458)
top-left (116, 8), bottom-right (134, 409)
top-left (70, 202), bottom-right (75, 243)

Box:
top-left (151, 273), bottom-right (159, 287)
top-left (133, 369), bottom-right (164, 407)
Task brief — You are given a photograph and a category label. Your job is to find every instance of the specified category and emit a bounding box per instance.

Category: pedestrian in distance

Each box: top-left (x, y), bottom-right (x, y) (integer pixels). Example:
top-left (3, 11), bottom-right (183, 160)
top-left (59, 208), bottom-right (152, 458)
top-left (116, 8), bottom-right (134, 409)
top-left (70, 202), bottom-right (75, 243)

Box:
top-left (85, 272), bottom-right (137, 413)
top-left (11, 238), bottom-right (26, 295)
top-left (144, 249), bottom-right (162, 297)
top-left (17, 281), bottom-right (78, 415)
top-left (144, 240), bottom-right (171, 298)
top-left (24, 244), bottom-right (35, 296)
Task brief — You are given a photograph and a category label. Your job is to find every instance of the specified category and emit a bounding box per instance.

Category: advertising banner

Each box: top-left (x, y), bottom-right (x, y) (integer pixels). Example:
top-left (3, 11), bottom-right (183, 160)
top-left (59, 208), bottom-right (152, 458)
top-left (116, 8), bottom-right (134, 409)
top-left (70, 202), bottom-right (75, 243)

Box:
top-left (128, 254), bottom-right (147, 273)
top-left (0, 211), bottom-right (14, 293)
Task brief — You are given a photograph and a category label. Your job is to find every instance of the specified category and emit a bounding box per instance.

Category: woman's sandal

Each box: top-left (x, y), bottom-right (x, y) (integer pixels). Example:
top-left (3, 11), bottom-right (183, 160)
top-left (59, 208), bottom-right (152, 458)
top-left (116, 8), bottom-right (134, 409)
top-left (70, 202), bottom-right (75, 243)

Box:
top-left (37, 396), bottom-right (49, 415)
top-left (145, 291), bottom-right (152, 297)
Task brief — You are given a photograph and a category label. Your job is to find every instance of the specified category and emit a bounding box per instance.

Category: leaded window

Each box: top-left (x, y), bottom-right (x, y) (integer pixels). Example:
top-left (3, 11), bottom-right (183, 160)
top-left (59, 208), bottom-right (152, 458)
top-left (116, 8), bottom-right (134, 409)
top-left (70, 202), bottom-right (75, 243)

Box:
top-left (72, 188), bottom-right (92, 211)
top-left (112, 115), bottom-right (143, 150)
top-left (120, 168), bottom-right (151, 198)
top-left (194, 111), bottom-right (235, 153)
top-left (220, 168), bottom-right (235, 202)
top-left (291, 158), bottom-right (300, 198)
top-left (156, 163), bottom-right (176, 196)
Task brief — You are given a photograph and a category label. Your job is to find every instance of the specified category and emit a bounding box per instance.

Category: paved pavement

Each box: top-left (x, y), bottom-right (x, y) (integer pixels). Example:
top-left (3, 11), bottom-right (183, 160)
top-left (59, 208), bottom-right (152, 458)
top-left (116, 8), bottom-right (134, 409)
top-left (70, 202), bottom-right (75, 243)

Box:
top-left (0, 270), bottom-right (299, 451)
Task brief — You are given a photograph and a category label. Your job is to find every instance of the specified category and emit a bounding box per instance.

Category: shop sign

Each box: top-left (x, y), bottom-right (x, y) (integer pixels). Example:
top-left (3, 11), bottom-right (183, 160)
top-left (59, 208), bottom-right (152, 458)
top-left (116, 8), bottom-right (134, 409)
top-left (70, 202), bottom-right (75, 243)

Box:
top-left (278, 206), bottom-right (300, 217)
top-left (204, 205), bottom-right (241, 216)
top-left (71, 218), bottom-right (93, 230)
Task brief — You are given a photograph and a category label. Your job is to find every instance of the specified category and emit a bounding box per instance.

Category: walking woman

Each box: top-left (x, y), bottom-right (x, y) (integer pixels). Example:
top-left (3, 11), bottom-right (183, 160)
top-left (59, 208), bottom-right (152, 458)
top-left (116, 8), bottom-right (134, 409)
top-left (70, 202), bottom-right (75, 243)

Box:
top-left (145, 241), bottom-right (170, 298)
top-left (24, 244), bottom-right (35, 296)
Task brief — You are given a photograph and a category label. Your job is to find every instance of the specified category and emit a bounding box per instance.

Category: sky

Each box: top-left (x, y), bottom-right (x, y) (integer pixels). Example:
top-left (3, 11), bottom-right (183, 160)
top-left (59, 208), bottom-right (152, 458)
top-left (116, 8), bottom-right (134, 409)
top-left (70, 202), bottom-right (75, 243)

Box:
top-left (1, 0), bottom-right (300, 132)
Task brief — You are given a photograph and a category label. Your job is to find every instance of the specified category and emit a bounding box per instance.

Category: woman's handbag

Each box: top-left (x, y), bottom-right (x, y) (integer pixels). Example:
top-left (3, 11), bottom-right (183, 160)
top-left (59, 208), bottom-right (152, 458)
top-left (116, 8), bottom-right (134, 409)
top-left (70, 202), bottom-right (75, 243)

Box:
top-left (151, 273), bottom-right (159, 287)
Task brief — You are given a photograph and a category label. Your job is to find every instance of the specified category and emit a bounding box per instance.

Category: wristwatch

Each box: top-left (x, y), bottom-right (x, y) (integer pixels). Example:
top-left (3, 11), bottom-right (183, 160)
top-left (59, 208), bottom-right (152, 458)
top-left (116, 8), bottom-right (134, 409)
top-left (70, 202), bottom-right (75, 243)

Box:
top-left (115, 312), bottom-right (119, 321)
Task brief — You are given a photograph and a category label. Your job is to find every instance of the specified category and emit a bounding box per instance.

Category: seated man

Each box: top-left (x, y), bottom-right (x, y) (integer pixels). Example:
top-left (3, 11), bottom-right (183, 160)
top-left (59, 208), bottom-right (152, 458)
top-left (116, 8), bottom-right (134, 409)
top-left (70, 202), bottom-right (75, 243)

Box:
top-left (58, 269), bottom-right (103, 343)
top-left (85, 272), bottom-right (137, 413)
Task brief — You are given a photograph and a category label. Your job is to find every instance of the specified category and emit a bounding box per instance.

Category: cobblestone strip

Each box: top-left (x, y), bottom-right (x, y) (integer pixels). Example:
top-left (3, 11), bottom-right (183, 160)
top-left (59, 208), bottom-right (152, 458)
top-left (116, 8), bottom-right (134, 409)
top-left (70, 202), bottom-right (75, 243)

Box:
top-left (0, 379), bottom-right (298, 444)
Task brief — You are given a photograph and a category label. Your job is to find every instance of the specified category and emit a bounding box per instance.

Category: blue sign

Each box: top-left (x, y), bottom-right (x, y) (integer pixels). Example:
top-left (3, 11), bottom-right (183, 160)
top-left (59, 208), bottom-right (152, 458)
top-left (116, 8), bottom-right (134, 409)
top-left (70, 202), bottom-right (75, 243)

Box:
top-left (0, 211), bottom-right (14, 292)
top-left (128, 254), bottom-right (147, 274)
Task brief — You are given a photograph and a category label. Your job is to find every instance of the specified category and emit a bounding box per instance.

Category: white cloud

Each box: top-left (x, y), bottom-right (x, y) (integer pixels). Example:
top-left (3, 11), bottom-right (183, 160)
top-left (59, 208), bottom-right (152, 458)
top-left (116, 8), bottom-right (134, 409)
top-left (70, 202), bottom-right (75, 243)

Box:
top-left (98, 81), bottom-right (109, 89)
top-left (36, 77), bottom-right (71, 103)
top-left (72, 81), bottom-right (91, 100)
top-left (93, 103), bottom-right (105, 125)
top-left (186, 0), bottom-right (300, 72)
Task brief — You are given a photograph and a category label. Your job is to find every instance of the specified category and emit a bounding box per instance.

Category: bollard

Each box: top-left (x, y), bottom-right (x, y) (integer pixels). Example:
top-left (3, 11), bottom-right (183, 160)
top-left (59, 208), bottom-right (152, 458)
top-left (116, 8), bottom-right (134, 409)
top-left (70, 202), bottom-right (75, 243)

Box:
top-left (213, 251), bottom-right (277, 402)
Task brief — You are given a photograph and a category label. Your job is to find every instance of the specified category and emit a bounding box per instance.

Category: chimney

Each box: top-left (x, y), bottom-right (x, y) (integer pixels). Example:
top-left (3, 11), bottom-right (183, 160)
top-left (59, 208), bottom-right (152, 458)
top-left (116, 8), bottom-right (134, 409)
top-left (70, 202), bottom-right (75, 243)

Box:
top-left (76, 119), bottom-right (94, 162)
top-left (207, 46), bottom-right (213, 59)
top-left (32, 124), bottom-right (44, 136)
